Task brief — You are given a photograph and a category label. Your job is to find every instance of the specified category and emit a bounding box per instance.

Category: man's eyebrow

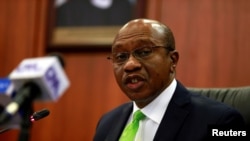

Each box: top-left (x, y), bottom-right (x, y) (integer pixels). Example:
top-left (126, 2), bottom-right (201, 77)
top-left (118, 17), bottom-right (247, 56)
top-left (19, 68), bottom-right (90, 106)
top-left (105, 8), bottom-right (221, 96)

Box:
top-left (112, 44), bottom-right (123, 49)
top-left (135, 38), bottom-right (154, 44)
top-left (112, 39), bottom-right (155, 49)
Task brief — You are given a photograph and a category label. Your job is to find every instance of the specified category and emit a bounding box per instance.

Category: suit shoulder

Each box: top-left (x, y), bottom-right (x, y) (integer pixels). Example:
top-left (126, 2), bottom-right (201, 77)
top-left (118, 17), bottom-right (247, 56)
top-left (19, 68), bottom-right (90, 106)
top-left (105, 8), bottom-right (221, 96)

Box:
top-left (102, 102), bottom-right (132, 118)
top-left (96, 102), bottom-right (132, 128)
top-left (93, 102), bottom-right (132, 140)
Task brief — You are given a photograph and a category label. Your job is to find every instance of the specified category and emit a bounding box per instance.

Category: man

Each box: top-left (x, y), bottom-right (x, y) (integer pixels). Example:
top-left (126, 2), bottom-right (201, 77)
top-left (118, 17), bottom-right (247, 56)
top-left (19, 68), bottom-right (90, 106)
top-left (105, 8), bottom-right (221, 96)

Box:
top-left (93, 19), bottom-right (246, 141)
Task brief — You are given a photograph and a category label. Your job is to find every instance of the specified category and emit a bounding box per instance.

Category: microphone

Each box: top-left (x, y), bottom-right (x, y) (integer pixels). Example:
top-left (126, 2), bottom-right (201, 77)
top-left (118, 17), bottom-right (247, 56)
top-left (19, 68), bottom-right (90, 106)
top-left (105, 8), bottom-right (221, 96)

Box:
top-left (30, 108), bottom-right (50, 122)
top-left (0, 109), bottom-right (50, 134)
top-left (0, 54), bottom-right (70, 124)
top-left (9, 54), bottom-right (69, 101)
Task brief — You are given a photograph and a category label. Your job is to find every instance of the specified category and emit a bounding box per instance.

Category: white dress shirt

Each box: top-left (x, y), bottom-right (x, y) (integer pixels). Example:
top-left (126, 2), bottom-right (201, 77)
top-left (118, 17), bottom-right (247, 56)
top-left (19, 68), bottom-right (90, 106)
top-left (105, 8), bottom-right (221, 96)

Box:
top-left (126, 79), bottom-right (177, 141)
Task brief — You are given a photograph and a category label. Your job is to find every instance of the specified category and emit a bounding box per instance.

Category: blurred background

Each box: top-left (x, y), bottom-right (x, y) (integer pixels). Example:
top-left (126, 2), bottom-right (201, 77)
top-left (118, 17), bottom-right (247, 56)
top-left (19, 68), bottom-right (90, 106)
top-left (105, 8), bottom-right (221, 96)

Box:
top-left (0, 0), bottom-right (250, 141)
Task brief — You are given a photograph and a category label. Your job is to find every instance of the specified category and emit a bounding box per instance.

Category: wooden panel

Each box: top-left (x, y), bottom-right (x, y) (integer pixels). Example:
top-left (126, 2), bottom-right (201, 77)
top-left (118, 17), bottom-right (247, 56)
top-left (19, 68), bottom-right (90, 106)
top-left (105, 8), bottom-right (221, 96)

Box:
top-left (0, 0), bottom-right (50, 76)
top-left (1, 0), bottom-right (250, 141)
top-left (150, 0), bottom-right (250, 87)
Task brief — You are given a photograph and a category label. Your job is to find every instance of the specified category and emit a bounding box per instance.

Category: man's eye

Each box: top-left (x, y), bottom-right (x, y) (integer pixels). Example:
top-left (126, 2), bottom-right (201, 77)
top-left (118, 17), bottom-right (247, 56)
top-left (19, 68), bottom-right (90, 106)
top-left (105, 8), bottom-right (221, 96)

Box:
top-left (115, 53), bottom-right (128, 62)
top-left (135, 48), bottom-right (152, 58)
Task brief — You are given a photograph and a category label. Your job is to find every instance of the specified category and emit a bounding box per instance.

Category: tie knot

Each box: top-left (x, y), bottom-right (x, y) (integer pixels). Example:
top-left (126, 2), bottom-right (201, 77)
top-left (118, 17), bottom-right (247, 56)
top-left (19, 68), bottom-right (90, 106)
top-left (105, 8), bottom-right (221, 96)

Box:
top-left (133, 110), bottom-right (145, 121)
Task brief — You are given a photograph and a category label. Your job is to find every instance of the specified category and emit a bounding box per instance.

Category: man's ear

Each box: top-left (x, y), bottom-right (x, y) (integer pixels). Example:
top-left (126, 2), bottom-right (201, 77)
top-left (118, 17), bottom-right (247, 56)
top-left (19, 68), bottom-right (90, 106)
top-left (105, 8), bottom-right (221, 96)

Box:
top-left (171, 50), bottom-right (179, 64)
top-left (170, 50), bottom-right (179, 72)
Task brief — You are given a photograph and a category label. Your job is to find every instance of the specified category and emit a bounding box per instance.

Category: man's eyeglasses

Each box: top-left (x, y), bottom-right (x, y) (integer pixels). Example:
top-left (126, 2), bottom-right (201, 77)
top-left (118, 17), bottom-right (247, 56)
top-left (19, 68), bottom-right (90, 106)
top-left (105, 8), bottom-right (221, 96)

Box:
top-left (107, 46), bottom-right (173, 65)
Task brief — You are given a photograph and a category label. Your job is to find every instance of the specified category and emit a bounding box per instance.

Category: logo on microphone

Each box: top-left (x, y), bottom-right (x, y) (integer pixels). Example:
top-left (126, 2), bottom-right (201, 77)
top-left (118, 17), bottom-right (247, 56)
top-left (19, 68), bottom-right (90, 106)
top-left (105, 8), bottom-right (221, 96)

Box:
top-left (16, 64), bottom-right (42, 72)
top-left (45, 67), bottom-right (59, 97)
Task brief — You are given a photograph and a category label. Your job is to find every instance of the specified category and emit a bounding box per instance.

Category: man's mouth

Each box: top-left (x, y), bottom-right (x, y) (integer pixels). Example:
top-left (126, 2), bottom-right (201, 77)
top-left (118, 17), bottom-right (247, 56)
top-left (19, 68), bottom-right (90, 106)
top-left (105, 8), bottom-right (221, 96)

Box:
top-left (125, 75), bottom-right (145, 90)
top-left (131, 78), bottom-right (139, 83)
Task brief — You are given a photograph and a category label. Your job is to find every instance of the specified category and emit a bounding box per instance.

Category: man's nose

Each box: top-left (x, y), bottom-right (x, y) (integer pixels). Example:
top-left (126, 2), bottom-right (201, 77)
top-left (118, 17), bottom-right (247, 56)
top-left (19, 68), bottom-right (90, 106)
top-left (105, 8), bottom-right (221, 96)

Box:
top-left (123, 55), bottom-right (141, 71)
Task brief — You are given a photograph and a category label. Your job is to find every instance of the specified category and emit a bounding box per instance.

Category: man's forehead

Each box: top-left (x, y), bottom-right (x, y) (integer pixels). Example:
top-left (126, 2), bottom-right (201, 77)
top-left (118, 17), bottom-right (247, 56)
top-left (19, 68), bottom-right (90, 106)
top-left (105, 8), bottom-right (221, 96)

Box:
top-left (119, 19), bottom-right (165, 36)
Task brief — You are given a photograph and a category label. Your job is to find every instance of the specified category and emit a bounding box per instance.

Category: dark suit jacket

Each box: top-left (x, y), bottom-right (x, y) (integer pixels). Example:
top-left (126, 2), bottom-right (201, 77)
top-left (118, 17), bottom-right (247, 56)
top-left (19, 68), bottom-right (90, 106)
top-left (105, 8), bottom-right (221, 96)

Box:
top-left (93, 81), bottom-right (246, 141)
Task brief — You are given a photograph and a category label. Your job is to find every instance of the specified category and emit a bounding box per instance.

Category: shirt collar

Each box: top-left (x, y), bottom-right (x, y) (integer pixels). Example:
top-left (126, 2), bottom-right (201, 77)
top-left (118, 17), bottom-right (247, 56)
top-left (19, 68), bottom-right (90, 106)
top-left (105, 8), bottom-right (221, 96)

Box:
top-left (133, 79), bottom-right (177, 124)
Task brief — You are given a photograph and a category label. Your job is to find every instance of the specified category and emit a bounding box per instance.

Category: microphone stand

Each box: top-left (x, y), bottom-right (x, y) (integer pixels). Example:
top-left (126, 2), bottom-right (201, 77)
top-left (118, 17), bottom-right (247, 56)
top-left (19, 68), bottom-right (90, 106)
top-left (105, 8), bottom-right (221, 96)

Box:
top-left (18, 99), bottom-right (34, 141)
top-left (17, 82), bottom-right (40, 141)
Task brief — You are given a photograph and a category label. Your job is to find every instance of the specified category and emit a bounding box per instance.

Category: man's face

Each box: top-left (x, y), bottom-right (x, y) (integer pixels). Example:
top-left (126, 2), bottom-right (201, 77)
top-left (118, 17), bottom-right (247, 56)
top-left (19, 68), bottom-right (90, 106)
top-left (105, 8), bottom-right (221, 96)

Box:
top-left (111, 19), bottom-right (178, 108)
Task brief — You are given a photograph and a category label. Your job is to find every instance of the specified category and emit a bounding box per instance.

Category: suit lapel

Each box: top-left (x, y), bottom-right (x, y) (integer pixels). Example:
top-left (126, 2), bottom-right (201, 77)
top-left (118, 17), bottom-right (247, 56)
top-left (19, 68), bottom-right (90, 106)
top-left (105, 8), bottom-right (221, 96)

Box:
top-left (154, 82), bottom-right (192, 140)
top-left (105, 103), bottom-right (133, 141)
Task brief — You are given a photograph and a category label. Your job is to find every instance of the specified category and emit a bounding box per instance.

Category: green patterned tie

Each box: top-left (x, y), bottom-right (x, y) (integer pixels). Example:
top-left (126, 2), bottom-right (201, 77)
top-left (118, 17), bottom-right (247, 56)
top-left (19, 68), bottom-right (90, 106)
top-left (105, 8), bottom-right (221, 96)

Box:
top-left (119, 110), bottom-right (146, 141)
